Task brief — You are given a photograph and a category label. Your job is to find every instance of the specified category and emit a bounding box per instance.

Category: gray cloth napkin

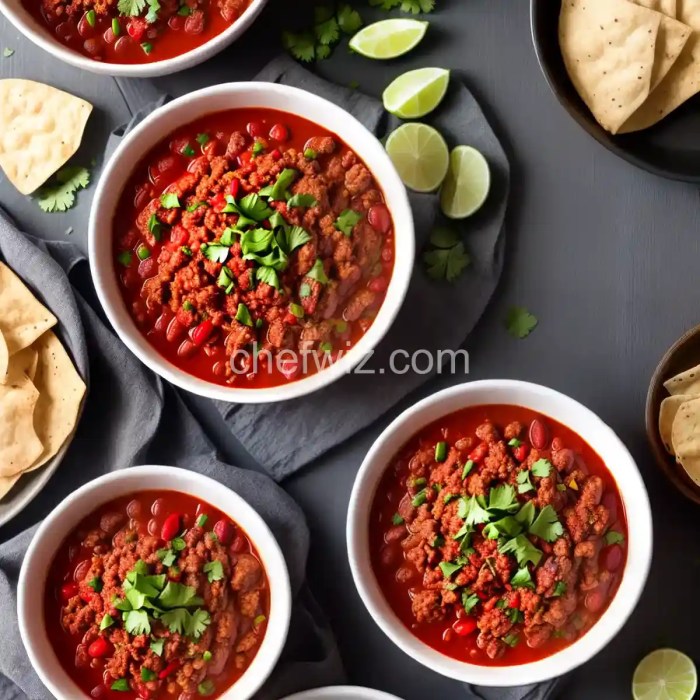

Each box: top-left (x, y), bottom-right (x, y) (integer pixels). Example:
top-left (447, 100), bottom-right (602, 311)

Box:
top-left (0, 209), bottom-right (344, 699)
top-left (217, 56), bottom-right (510, 480)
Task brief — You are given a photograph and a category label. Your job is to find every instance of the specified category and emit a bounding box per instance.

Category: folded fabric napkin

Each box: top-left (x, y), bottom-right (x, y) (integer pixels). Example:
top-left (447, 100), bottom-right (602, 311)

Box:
top-left (107, 55), bottom-right (510, 482)
top-left (0, 209), bottom-right (344, 699)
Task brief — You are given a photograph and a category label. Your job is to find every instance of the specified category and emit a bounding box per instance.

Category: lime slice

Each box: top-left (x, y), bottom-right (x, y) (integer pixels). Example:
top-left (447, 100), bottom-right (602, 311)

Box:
top-left (439, 145), bottom-right (491, 219)
top-left (385, 123), bottom-right (449, 193)
top-left (633, 649), bottom-right (697, 700)
top-left (383, 67), bottom-right (451, 119)
top-left (349, 19), bottom-right (429, 60)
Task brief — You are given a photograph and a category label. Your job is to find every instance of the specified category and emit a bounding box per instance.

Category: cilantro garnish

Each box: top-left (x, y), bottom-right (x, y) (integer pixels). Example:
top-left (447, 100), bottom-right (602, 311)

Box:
top-left (141, 667), bottom-right (156, 682)
top-left (259, 169), bottom-right (298, 202)
top-left (369, 0), bottom-right (435, 12)
top-left (511, 566), bottom-right (535, 589)
top-left (217, 267), bottom-right (235, 294)
top-left (498, 534), bottom-right (543, 567)
top-left (287, 193), bottom-right (318, 209)
top-left (457, 495), bottom-right (490, 527)
top-left (123, 609), bottom-right (151, 635)
top-left (141, 41), bottom-right (153, 54)
top-left (552, 581), bottom-right (567, 597)
top-left (392, 513), bottom-right (404, 525)
top-left (335, 209), bottom-right (363, 236)
top-left (160, 192), bottom-right (180, 209)
top-left (37, 166), bottom-right (90, 213)
top-left (505, 306), bottom-right (538, 339)
top-left (147, 213), bottom-right (162, 240)
top-left (529, 505), bottom-right (564, 543)
top-left (196, 133), bottom-right (210, 145)
top-left (100, 613), bottom-right (114, 630)
top-left (256, 266), bottom-right (280, 289)
top-left (306, 258), bottom-right (329, 285)
top-left (111, 679), bottom-right (130, 692)
top-left (482, 515), bottom-right (521, 540)
top-left (3, 48), bottom-right (14, 58)
top-left (157, 547), bottom-right (177, 567)
top-left (423, 227), bottom-right (471, 282)
top-left (235, 303), bottom-right (253, 327)
top-left (516, 469), bottom-right (535, 494)
top-left (150, 638), bottom-right (164, 656)
top-left (338, 3), bottom-right (363, 32)
top-left (117, 0), bottom-right (145, 15)
top-left (605, 530), bottom-right (625, 546)
top-left (462, 590), bottom-right (479, 614)
top-left (487, 484), bottom-right (519, 513)
top-left (87, 577), bottom-right (103, 592)
top-left (439, 559), bottom-right (464, 578)
top-left (531, 459), bottom-right (552, 478)
top-left (145, 0), bottom-right (160, 22)
top-left (201, 242), bottom-right (230, 264)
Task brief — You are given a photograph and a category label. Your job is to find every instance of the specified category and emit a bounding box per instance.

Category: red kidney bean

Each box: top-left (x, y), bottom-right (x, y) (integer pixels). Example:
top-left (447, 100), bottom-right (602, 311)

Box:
top-left (247, 121), bottom-right (265, 138)
top-left (138, 257), bottom-right (156, 279)
top-left (368, 204), bottom-right (391, 234)
top-left (554, 448), bottom-right (575, 473)
top-left (191, 319), bottom-right (214, 346)
top-left (77, 15), bottom-right (95, 38)
top-left (513, 444), bottom-right (530, 462)
top-left (270, 148), bottom-right (282, 160)
top-left (114, 36), bottom-right (131, 55)
top-left (90, 684), bottom-right (106, 698)
top-left (166, 318), bottom-right (186, 344)
top-left (147, 518), bottom-right (159, 536)
top-left (230, 534), bottom-right (247, 553)
top-left (133, 185), bottom-right (151, 210)
top-left (103, 27), bottom-right (116, 44)
top-left (585, 589), bottom-right (605, 613)
top-left (60, 581), bottom-right (79, 602)
top-left (170, 137), bottom-right (190, 156)
top-left (229, 178), bottom-right (241, 198)
top-left (213, 519), bottom-right (235, 545)
top-left (74, 559), bottom-right (91, 582)
top-left (601, 544), bottom-right (623, 572)
top-left (368, 276), bottom-right (388, 293)
top-left (87, 638), bottom-right (111, 659)
top-left (202, 139), bottom-right (220, 157)
top-left (168, 15), bottom-right (184, 30)
top-left (212, 361), bottom-right (227, 378)
top-left (151, 498), bottom-right (165, 516)
top-left (161, 513), bottom-right (181, 541)
top-left (126, 499), bottom-right (142, 519)
top-left (380, 546), bottom-right (396, 567)
top-left (468, 443), bottom-right (488, 464)
top-left (279, 358), bottom-right (300, 380)
top-left (55, 22), bottom-right (73, 41)
top-left (381, 244), bottom-right (393, 263)
top-left (83, 38), bottom-right (101, 56)
top-left (384, 525), bottom-right (406, 543)
top-left (187, 155), bottom-right (207, 174)
top-left (170, 224), bottom-right (188, 246)
top-left (529, 419), bottom-right (549, 450)
top-left (453, 618), bottom-right (477, 636)
top-left (269, 123), bottom-right (289, 142)
top-left (395, 567), bottom-right (414, 584)
top-left (177, 340), bottom-right (197, 359)
top-left (601, 491), bottom-right (618, 521)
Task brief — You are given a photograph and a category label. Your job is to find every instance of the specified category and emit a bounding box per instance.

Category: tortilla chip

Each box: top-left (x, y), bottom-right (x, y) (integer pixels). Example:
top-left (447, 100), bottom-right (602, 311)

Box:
top-left (672, 396), bottom-right (700, 484)
top-left (659, 394), bottom-right (694, 453)
top-left (560, 0), bottom-right (661, 134)
top-left (0, 473), bottom-right (21, 501)
top-left (0, 79), bottom-right (92, 195)
top-left (0, 262), bottom-right (57, 356)
top-left (7, 346), bottom-right (39, 383)
top-left (0, 372), bottom-right (43, 477)
top-left (27, 331), bottom-right (85, 471)
top-left (0, 331), bottom-right (7, 387)
top-left (663, 362), bottom-right (700, 395)
top-left (632, 0), bottom-right (677, 18)
top-left (621, 0), bottom-right (700, 132)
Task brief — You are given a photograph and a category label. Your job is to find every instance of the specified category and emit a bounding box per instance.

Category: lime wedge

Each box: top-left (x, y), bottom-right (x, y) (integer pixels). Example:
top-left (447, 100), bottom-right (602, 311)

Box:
top-left (633, 649), bottom-right (697, 700)
top-left (349, 19), bottom-right (429, 60)
top-left (439, 145), bottom-right (490, 219)
top-left (383, 67), bottom-right (451, 119)
top-left (385, 123), bottom-right (449, 193)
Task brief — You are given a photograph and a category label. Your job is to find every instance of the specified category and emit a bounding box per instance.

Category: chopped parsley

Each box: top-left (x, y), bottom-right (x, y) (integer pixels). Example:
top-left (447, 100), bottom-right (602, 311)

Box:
top-left (529, 505), bottom-right (564, 542)
top-left (334, 208), bottom-right (363, 236)
top-left (36, 166), bottom-right (90, 213)
top-left (287, 193), bottom-right (318, 208)
top-left (510, 566), bottom-right (535, 590)
top-left (203, 560), bottom-right (224, 583)
top-left (531, 459), bottom-right (552, 478)
top-left (505, 306), bottom-right (538, 339)
top-left (423, 227), bottom-right (471, 283)
top-left (150, 638), bottom-right (164, 656)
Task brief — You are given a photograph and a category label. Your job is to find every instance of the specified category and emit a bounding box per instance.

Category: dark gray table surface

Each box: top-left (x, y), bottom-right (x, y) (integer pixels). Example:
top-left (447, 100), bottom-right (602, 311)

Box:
top-left (2, 1), bottom-right (698, 698)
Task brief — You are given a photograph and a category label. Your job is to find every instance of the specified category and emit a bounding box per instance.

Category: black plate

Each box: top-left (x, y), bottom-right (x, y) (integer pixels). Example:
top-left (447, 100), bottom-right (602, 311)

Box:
top-left (530, 0), bottom-right (700, 182)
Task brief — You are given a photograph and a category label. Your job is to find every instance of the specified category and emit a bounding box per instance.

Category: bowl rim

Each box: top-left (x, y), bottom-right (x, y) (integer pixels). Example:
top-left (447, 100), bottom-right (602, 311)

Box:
top-left (88, 81), bottom-right (415, 404)
top-left (280, 686), bottom-right (403, 700)
top-left (528, 0), bottom-right (700, 184)
top-left (645, 322), bottom-right (700, 505)
top-left (0, 0), bottom-right (269, 77)
top-left (346, 379), bottom-right (653, 686)
top-left (17, 464), bottom-right (292, 700)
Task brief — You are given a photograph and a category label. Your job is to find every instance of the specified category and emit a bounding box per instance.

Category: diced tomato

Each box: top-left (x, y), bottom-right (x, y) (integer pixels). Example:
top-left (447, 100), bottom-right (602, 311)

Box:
top-left (161, 513), bottom-right (181, 541)
top-left (60, 581), bottom-right (79, 602)
top-left (87, 637), bottom-right (111, 658)
top-left (210, 192), bottom-right (226, 211)
top-left (229, 178), bottom-right (240, 198)
top-left (284, 312), bottom-right (297, 326)
top-left (513, 444), bottom-right (530, 462)
top-left (270, 149), bottom-right (282, 160)
top-left (170, 225), bottom-right (189, 246)
top-left (509, 593), bottom-right (521, 609)
top-left (468, 443), bottom-right (488, 464)
top-left (126, 17), bottom-right (147, 41)
top-left (368, 276), bottom-right (388, 293)
top-left (238, 151), bottom-right (252, 166)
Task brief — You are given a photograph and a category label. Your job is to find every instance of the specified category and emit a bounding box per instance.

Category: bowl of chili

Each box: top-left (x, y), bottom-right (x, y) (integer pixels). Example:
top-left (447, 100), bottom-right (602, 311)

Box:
top-left (347, 380), bottom-right (652, 685)
top-left (17, 465), bottom-right (292, 699)
top-left (89, 82), bottom-right (414, 403)
top-left (0, 0), bottom-right (268, 77)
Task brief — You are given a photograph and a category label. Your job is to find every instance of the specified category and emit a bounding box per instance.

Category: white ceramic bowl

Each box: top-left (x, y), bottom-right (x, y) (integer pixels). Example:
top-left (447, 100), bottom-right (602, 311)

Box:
top-left (347, 380), bottom-right (653, 686)
top-left (18, 465), bottom-right (292, 700)
top-left (281, 687), bottom-right (403, 700)
top-left (89, 82), bottom-right (415, 403)
top-left (0, 0), bottom-right (268, 77)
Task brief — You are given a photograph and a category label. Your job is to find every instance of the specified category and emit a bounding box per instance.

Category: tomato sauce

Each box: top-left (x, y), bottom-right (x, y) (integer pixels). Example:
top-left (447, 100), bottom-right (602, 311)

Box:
top-left (44, 490), bottom-right (269, 699)
top-left (112, 108), bottom-right (395, 390)
top-left (369, 405), bottom-right (628, 666)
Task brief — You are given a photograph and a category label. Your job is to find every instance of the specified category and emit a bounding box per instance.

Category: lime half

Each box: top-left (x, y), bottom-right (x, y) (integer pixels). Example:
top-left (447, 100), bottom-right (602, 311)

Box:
top-left (633, 649), bottom-right (697, 700)
top-left (385, 123), bottom-right (449, 193)
top-left (383, 67), bottom-right (451, 119)
top-left (439, 145), bottom-right (490, 219)
top-left (349, 19), bottom-right (429, 60)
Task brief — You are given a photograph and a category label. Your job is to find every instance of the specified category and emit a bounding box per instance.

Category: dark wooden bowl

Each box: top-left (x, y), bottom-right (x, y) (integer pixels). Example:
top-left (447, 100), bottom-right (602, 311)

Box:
top-left (646, 324), bottom-right (700, 505)
top-left (530, 0), bottom-right (700, 183)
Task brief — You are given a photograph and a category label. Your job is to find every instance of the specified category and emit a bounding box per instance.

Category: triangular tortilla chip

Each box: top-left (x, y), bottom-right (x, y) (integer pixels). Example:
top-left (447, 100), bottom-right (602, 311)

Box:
top-left (7, 346), bottom-right (39, 383)
top-left (663, 362), bottom-right (700, 395)
top-left (659, 394), bottom-right (694, 453)
top-left (0, 372), bottom-right (43, 477)
top-left (0, 473), bottom-right (21, 501)
top-left (621, 0), bottom-right (700, 132)
top-left (632, 0), bottom-right (677, 18)
top-left (27, 331), bottom-right (85, 471)
top-left (0, 331), bottom-right (7, 387)
top-left (0, 262), bottom-right (56, 356)
top-left (0, 80), bottom-right (92, 195)
top-left (560, 0), bottom-right (661, 134)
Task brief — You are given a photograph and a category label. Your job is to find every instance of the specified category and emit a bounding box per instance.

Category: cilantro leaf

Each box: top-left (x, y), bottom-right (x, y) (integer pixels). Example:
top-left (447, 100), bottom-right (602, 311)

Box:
top-left (160, 192), bottom-right (180, 209)
top-left (511, 566), bottom-right (535, 589)
top-left (439, 560), bottom-right (464, 578)
top-left (161, 608), bottom-right (188, 635)
top-left (462, 590), bottom-right (480, 614)
top-left (117, 0), bottom-right (146, 15)
top-left (423, 230), bottom-right (471, 282)
top-left (157, 547), bottom-right (176, 567)
top-left (123, 609), bottom-right (151, 635)
top-left (605, 530), bottom-right (625, 546)
top-left (145, 0), bottom-right (160, 22)
top-left (483, 516), bottom-right (522, 540)
top-left (531, 459), bottom-right (552, 478)
top-left (3, 48), bottom-right (14, 58)
top-left (282, 31), bottom-right (316, 62)
top-left (187, 609), bottom-right (211, 639)
top-left (234, 193), bottom-right (274, 221)
top-left (281, 225), bottom-right (312, 253)
top-left (335, 209), bottom-right (363, 236)
top-left (100, 613), bottom-right (114, 630)
top-left (498, 534), bottom-right (543, 567)
top-left (37, 166), bottom-right (90, 213)
top-left (256, 266), bottom-right (280, 289)
top-left (287, 193), bottom-right (318, 209)
top-left (112, 679), bottom-right (130, 692)
top-left (201, 242), bottom-right (230, 264)
top-left (529, 505), bottom-right (564, 543)
top-left (487, 484), bottom-right (519, 513)
top-left (240, 228), bottom-right (274, 254)
top-left (158, 582), bottom-right (203, 609)
top-left (429, 227), bottom-right (459, 249)
top-left (552, 581), bottom-right (567, 597)
top-left (505, 306), bottom-right (538, 339)
top-left (315, 17), bottom-right (340, 45)
top-left (337, 4), bottom-right (363, 33)
top-left (517, 469), bottom-right (535, 494)
top-left (260, 169), bottom-right (298, 202)
top-left (306, 258), bottom-right (329, 285)
top-left (235, 303), bottom-right (253, 327)
top-left (457, 495), bottom-right (490, 527)
top-left (150, 638), bottom-right (164, 656)
top-left (514, 501), bottom-right (536, 529)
